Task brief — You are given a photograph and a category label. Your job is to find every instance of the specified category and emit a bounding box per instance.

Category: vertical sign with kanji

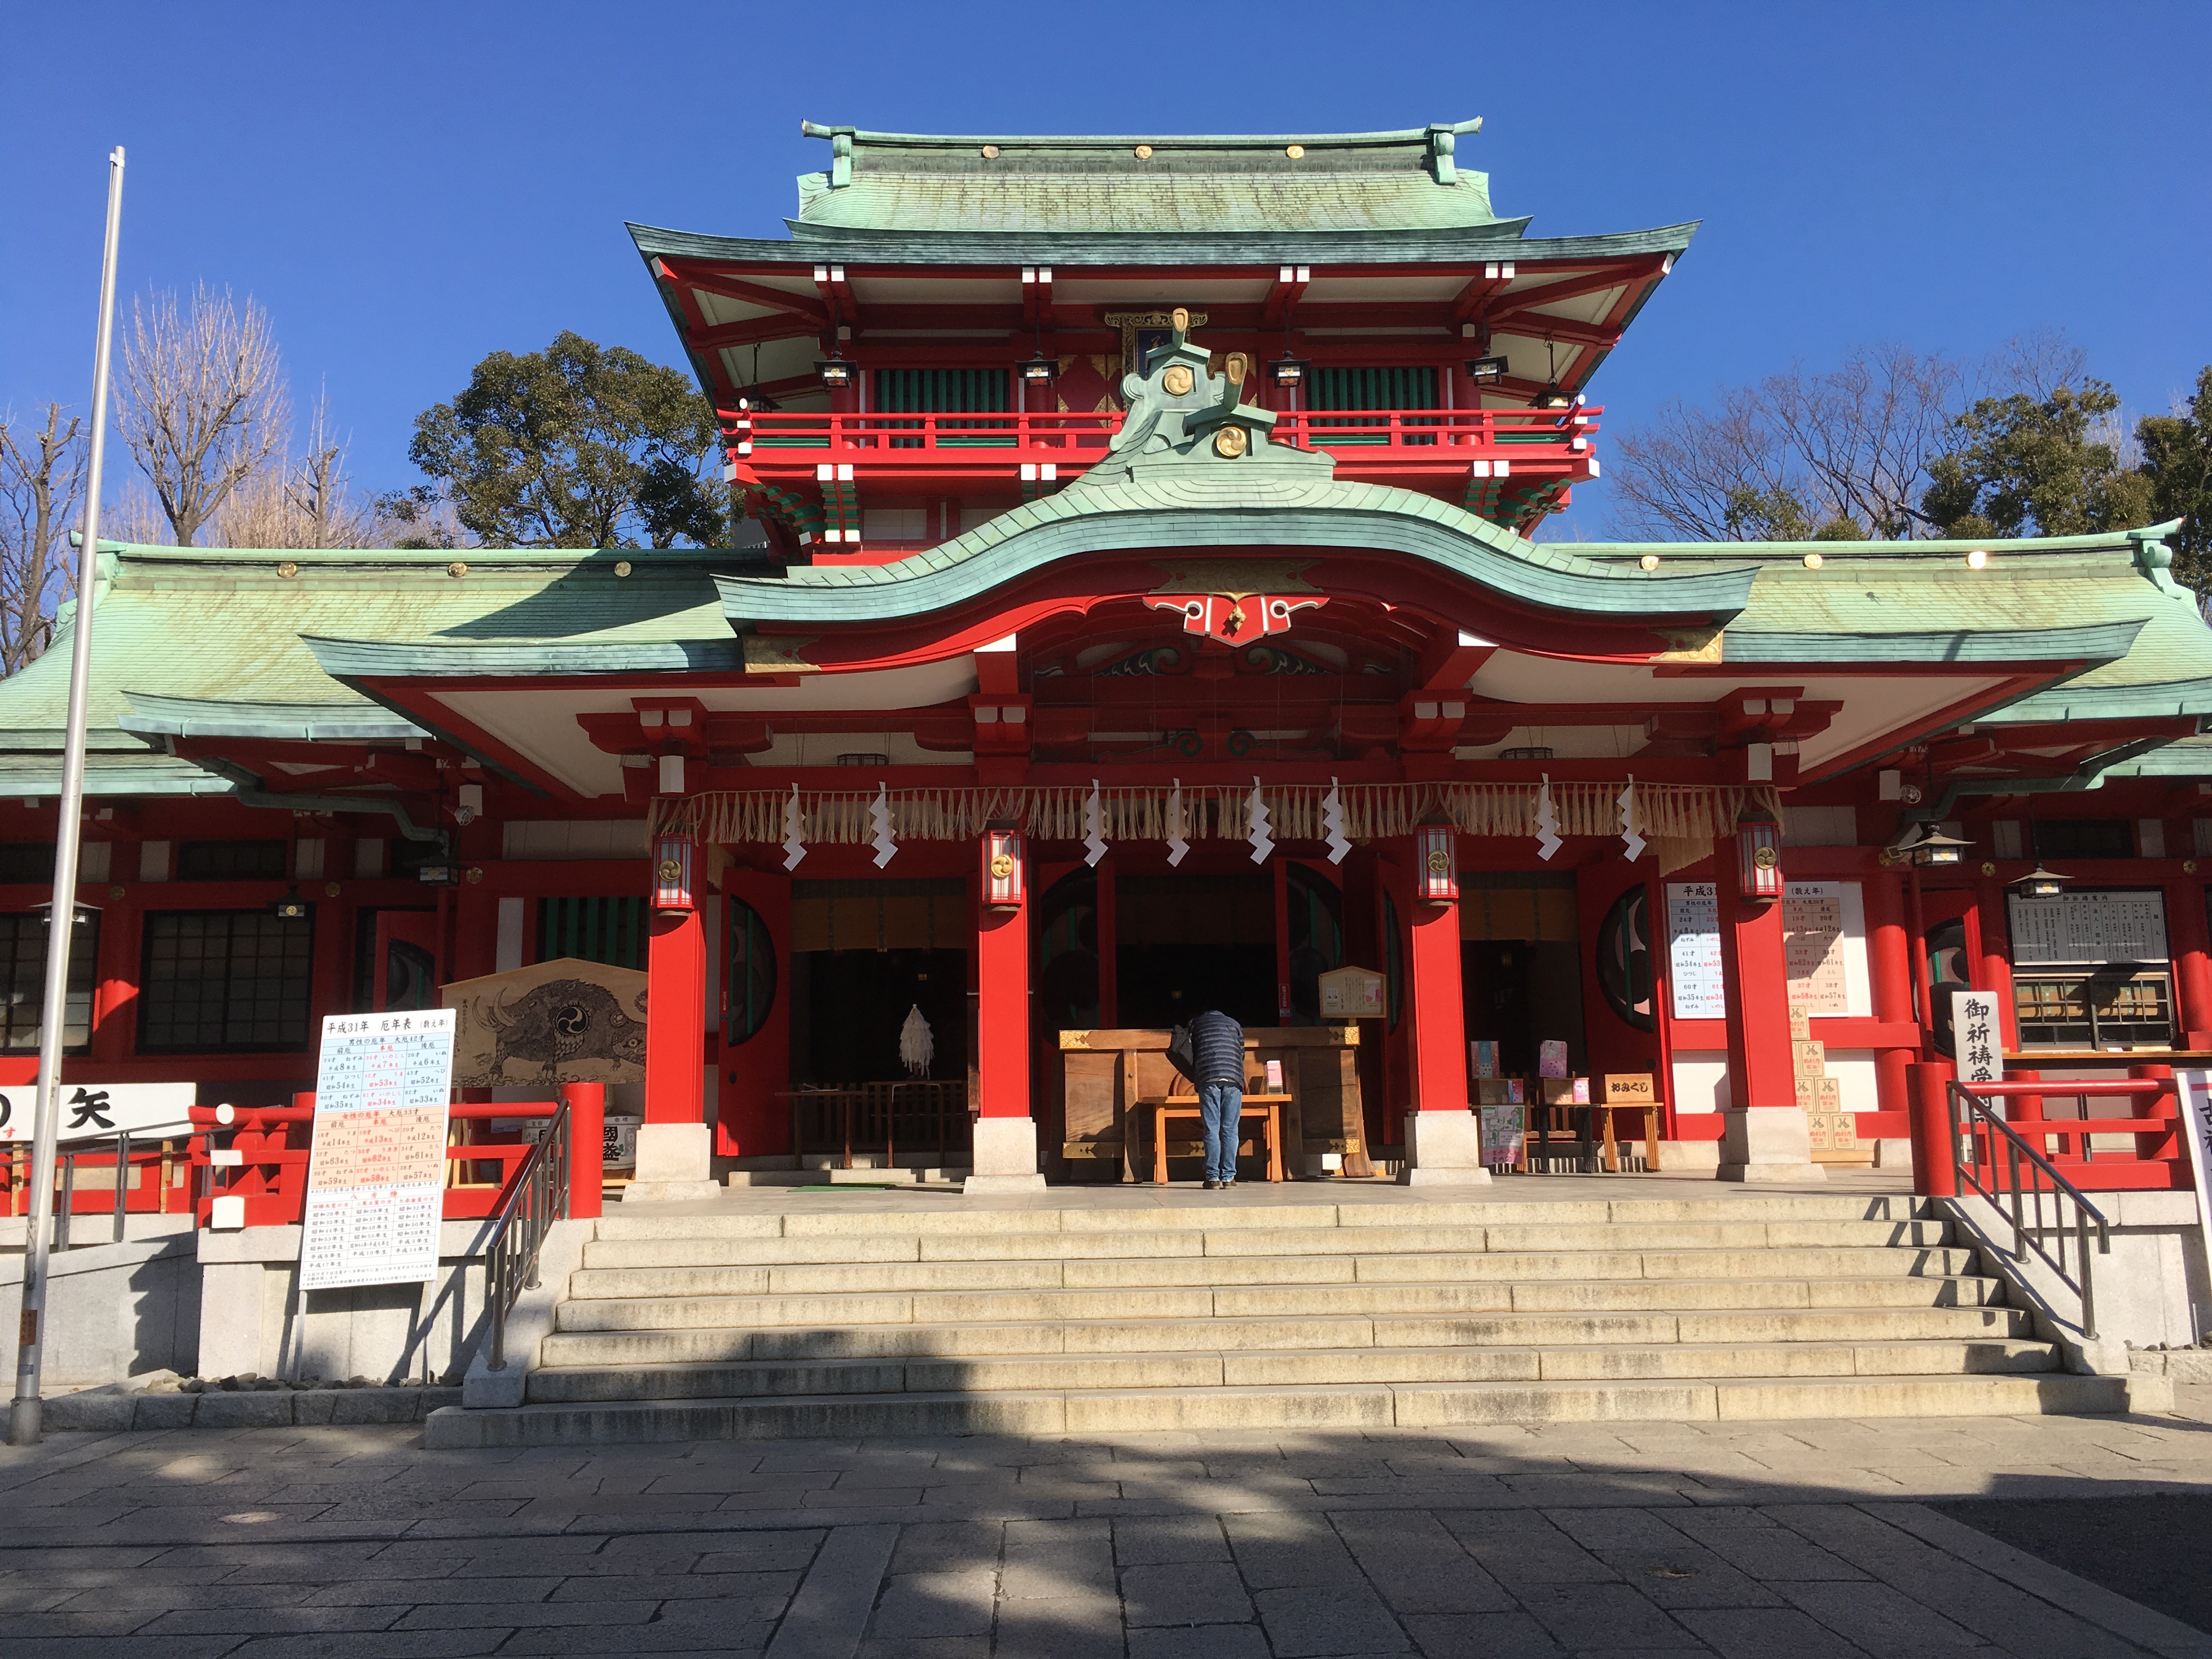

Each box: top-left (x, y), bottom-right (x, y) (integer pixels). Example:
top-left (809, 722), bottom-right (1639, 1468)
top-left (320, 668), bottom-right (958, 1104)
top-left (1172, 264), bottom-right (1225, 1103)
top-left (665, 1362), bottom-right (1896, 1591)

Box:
top-left (1953, 990), bottom-right (2002, 1086)
top-left (2174, 1073), bottom-right (2212, 1334)
top-left (298, 1009), bottom-right (456, 1291)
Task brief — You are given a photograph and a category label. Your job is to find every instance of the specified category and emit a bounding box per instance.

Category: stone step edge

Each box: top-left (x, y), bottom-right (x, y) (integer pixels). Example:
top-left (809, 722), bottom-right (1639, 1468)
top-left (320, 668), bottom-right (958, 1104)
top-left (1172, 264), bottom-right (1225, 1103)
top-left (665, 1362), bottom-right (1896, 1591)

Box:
top-left (523, 1339), bottom-right (2064, 1397)
top-left (425, 1373), bottom-right (2146, 1448)
top-left (572, 1244), bottom-right (1977, 1276)
top-left (554, 1273), bottom-right (2009, 1316)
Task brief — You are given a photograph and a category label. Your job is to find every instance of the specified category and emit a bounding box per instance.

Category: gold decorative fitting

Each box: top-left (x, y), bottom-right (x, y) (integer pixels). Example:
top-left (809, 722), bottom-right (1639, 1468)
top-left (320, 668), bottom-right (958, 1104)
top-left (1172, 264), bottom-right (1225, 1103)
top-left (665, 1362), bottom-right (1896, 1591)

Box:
top-left (465, 866), bottom-right (484, 884)
top-left (1134, 144), bottom-right (1153, 159)
top-left (1980, 861), bottom-right (1997, 876)
top-left (980, 144), bottom-right (1000, 159)
top-left (1170, 305), bottom-right (1189, 332)
top-left (2187, 859), bottom-right (2200, 874)
top-left (613, 560), bottom-right (633, 577)
top-left (1285, 144), bottom-right (1305, 159)
top-left (1213, 426), bottom-right (1249, 458)
top-left (989, 853), bottom-right (1014, 879)
top-left (1877, 847), bottom-right (1899, 867)
top-left (1224, 351), bottom-right (1249, 386)
top-left (1638, 554), bottom-right (1661, 571)
top-left (275, 560), bottom-right (298, 579)
top-left (447, 561), bottom-right (468, 578)
top-left (1752, 845), bottom-right (1779, 869)
top-left (1161, 365), bottom-right (1194, 397)
top-left (1802, 552), bottom-right (1824, 569)
top-left (656, 859), bottom-right (683, 883)
top-left (1425, 849), bottom-right (1451, 874)
top-left (109, 883), bottom-right (126, 900)
top-left (324, 881), bottom-right (341, 897)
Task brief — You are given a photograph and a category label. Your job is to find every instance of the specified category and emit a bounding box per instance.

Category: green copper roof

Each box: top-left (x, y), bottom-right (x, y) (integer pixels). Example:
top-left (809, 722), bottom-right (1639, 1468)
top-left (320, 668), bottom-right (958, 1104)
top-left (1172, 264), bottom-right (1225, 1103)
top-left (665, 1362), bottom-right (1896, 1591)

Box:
top-left (0, 546), bottom-right (752, 793)
top-left (634, 220), bottom-right (1692, 268)
top-left (793, 120), bottom-right (1504, 236)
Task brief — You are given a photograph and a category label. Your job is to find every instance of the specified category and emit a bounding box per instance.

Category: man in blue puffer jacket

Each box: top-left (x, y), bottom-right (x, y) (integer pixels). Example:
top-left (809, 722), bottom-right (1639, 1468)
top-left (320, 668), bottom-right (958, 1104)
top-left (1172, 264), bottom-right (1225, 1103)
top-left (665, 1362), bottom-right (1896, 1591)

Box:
top-left (1189, 1008), bottom-right (1246, 1190)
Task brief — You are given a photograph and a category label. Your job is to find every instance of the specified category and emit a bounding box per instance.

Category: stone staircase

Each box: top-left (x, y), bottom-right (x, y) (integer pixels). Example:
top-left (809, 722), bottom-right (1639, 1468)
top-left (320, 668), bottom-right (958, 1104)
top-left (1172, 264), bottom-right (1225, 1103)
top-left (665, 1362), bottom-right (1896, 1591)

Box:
top-left (424, 1193), bottom-right (2145, 1448)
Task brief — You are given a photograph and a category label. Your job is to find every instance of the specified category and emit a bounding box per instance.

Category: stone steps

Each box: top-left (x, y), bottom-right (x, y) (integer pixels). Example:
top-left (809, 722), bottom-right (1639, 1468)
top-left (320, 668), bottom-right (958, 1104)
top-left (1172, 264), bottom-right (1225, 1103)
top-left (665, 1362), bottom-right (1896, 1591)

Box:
top-left (427, 1192), bottom-right (2153, 1448)
top-left (428, 1371), bottom-right (2141, 1448)
top-left (523, 1338), bottom-right (2062, 1403)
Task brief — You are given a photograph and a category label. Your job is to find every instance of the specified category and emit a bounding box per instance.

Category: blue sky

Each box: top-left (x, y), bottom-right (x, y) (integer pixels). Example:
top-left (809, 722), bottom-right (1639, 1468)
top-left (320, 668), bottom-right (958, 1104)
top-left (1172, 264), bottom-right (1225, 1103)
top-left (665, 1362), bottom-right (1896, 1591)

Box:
top-left (3, 1), bottom-right (2205, 539)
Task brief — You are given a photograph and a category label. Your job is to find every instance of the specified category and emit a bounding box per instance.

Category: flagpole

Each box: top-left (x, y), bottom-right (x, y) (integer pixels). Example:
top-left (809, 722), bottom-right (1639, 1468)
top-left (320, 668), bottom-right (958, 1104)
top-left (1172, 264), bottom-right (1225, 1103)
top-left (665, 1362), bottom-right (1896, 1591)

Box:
top-left (10, 145), bottom-right (126, 1447)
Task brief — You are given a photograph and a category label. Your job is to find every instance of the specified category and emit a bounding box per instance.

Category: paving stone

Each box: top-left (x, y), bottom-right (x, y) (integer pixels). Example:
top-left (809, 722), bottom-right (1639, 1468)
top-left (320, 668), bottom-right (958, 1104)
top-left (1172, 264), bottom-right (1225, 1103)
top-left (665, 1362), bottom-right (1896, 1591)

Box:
top-left (1125, 1627), bottom-right (1272, 1659)
top-left (1114, 1515), bottom-right (1229, 1566)
top-left (1674, 1607), bottom-right (1877, 1658)
top-left (1223, 1511), bottom-right (1368, 1589)
top-left (991, 1594), bottom-right (1125, 1659)
top-left (1400, 1610), bottom-right (1571, 1658)
top-left (1514, 1582), bottom-right (1706, 1651)
top-left (1330, 1510), bottom-right (1514, 1615)
top-left (888, 1522), bottom-right (1001, 1575)
top-left (1772, 1582), bottom-right (1990, 1655)
top-left (1121, 1560), bottom-right (1252, 1627)
top-left (1253, 1583), bottom-right (1413, 1655)
top-left (191, 1391), bottom-right (297, 1429)
top-left (867, 1570), bottom-right (998, 1639)
top-left (131, 1393), bottom-right (200, 1430)
top-left (328, 1389), bottom-right (421, 1426)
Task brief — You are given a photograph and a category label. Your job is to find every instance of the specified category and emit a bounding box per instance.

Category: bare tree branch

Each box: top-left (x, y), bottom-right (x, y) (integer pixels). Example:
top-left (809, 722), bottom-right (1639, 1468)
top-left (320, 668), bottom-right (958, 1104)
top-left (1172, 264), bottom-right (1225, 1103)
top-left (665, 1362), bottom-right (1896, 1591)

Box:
top-left (0, 404), bottom-right (87, 674)
top-left (116, 284), bottom-right (289, 546)
top-left (216, 386), bottom-right (377, 548)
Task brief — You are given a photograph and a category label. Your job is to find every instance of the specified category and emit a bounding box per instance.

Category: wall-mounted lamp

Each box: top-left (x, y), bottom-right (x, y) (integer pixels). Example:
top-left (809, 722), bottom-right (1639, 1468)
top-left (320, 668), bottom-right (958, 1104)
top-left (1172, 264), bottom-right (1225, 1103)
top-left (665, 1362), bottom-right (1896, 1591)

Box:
top-left (2011, 863), bottom-right (2071, 899)
top-left (1268, 356), bottom-right (1310, 388)
top-left (981, 825), bottom-right (1025, 910)
top-left (1415, 821), bottom-right (1459, 905)
top-left (815, 357), bottom-right (857, 391)
top-left (1464, 356), bottom-right (1509, 385)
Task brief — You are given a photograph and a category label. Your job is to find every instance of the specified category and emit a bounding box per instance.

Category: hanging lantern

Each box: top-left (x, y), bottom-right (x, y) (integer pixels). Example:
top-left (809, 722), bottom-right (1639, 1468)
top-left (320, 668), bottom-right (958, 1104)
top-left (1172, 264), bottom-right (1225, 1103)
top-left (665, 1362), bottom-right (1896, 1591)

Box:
top-left (1736, 817), bottom-right (1782, 901)
top-left (981, 826), bottom-right (1025, 910)
top-left (1415, 821), bottom-right (1459, 905)
top-left (652, 833), bottom-right (696, 912)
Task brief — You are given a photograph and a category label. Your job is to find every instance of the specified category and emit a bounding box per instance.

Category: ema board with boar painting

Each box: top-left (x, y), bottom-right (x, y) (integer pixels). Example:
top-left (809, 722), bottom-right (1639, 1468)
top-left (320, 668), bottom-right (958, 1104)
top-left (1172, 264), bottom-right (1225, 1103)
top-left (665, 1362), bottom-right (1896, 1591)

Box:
top-left (441, 956), bottom-right (650, 1086)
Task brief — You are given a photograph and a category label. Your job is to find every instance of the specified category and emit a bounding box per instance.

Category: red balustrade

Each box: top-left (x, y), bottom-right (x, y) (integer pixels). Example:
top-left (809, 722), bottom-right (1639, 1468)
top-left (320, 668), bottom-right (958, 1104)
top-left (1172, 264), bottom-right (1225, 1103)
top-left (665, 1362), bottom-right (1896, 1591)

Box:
top-left (185, 1083), bottom-right (606, 1229)
top-left (1913, 1072), bottom-right (2193, 1197)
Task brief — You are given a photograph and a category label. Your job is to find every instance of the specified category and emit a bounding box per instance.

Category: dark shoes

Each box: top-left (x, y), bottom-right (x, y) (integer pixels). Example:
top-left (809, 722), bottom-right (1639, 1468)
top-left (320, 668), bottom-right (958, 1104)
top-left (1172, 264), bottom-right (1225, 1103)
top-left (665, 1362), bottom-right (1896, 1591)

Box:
top-left (1203, 1179), bottom-right (1223, 1190)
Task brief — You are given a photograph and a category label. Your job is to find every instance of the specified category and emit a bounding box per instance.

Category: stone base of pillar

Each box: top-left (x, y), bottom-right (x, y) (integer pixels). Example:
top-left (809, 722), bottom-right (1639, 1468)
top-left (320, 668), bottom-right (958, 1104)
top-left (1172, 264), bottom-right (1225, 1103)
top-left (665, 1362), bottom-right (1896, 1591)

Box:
top-left (963, 1115), bottom-right (1046, 1194)
top-left (1398, 1109), bottom-right (1494, 1186)
top-left (1715, 1107), bottom-right (1828, 1183)
top-left (621, 1122), bottom-right (722, 1204)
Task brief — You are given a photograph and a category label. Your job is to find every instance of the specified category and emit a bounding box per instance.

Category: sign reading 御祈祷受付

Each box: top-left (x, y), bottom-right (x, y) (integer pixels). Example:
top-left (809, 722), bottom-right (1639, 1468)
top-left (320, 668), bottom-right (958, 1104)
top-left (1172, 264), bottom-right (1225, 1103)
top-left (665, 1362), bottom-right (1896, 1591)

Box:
top-left (1953, 990), bottom-right (2001, 1086)
top-left (298, 1010), bottom-right (456, 1292)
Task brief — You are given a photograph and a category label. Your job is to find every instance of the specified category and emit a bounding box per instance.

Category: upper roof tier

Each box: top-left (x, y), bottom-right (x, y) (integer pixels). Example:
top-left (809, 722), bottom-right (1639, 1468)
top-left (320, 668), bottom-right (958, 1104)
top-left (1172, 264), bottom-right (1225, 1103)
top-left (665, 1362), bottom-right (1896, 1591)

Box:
top-left (792, 120), bottom-right (1506, 236)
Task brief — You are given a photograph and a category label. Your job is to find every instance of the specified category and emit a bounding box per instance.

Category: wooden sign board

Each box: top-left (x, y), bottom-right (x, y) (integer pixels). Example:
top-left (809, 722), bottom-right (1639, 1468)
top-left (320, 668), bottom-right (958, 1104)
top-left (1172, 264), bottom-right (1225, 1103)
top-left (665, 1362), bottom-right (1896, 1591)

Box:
top-left (298, 1009), bottom-right (456, 1292)
top-left (0, 1080), bottom-right (195, 1144)
top-left (1603, 1073), bottom-right (1657, 1108)
top-left (441, 957), bottom-right (647, 1088)
top-left (1317, 966), bottom-right (1385, 1019)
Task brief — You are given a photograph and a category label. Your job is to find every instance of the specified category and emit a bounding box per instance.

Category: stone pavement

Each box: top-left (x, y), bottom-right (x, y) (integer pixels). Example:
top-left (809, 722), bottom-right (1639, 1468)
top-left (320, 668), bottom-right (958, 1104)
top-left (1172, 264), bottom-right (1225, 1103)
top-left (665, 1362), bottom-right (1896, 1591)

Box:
top-left (2, 1385), bottom-right (2209, 1658)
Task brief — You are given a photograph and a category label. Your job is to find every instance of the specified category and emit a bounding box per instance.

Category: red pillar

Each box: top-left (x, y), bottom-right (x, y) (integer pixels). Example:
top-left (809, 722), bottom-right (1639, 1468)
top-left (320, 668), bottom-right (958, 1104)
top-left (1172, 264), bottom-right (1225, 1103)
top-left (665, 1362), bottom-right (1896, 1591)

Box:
top-left (1398, 847), bottom-right (1485, 1183)
top-left (1866, 871), bottom-right (1914, 1116)
top-left (559, 1081), bottom-right (605, 1220)
top-left (976, 905), bottom-right (1029, 1118)
top-left (644, 909), bottom-right (705, 1125)
top-left (967, 850), bottom-right (1044, 1190)
top-left (1716, 837), bottom-right (1816, 1180)
top-left (2164, 878), bottom-right (2212, 1049)
top-left (1973, 878), bottom-right (2019, 1052)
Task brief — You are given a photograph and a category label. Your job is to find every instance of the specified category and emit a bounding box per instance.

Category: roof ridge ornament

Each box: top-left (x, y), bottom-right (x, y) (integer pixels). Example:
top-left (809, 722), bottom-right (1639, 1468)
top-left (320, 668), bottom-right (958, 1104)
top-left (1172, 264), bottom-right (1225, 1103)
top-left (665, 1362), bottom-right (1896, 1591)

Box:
top-left (1086, 306), bottom-right (1307, 479)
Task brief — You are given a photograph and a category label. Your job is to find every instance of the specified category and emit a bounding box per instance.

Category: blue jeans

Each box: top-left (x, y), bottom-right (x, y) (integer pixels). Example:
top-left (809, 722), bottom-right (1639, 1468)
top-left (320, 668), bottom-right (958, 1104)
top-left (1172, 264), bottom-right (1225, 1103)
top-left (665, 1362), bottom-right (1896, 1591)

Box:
top-left (1199, 1081), bottom-right (1243, 1183)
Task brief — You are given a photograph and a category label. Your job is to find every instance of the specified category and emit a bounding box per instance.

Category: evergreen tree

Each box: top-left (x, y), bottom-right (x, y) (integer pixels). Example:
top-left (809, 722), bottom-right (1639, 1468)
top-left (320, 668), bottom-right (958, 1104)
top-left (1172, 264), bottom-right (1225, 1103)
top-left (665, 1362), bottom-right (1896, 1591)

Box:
top-left (1920, 379), bottom-right (2153, 541)
top-left (403, 332), bottom-right (727, 549)
top-left (2136, 366), bottom-right (2212, 592)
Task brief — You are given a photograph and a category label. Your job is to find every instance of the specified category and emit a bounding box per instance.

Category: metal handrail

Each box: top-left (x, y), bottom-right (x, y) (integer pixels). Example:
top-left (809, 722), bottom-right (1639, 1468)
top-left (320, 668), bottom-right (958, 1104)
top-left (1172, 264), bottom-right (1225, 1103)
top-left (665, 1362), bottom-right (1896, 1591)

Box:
top-left (1946, 1081), bottom-right (2112, 1339)
top-left (482, 1100), bottom-right (571, 1372)
top-left (51, 1129), bottom-right (135, 1250)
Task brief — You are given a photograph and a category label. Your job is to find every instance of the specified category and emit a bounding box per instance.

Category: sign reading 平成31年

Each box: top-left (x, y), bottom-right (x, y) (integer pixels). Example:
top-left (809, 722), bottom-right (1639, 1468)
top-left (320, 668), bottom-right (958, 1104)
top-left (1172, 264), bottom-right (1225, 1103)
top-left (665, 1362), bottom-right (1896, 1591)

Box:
top-left (298, 1009), bottom-right (456, 1292)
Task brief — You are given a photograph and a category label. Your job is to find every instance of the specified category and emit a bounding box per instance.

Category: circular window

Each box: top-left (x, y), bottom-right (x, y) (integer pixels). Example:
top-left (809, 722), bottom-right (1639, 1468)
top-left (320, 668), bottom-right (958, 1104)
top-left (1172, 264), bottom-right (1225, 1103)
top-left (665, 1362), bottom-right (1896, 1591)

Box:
top-left (725, 898), bottom-right (777, 1043)
top-left (1595, 886), bottom-right (1656, 1032)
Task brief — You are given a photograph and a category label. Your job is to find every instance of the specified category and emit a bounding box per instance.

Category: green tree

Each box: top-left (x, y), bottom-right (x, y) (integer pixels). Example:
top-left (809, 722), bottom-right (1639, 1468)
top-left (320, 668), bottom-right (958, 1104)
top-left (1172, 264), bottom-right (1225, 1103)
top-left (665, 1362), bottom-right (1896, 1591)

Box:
top-left (1921, 378), bottom-right (2154, 541)
top-left (404, 332), bottom-right (727, 548)
top-left (2136, 366), bottom-right (2212, 592)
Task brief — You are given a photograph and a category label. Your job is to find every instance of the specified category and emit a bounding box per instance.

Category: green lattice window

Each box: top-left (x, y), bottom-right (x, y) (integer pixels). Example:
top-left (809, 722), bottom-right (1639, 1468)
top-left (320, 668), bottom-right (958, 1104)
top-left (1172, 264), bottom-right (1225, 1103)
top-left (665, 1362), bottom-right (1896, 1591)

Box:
top-left (1308, 366), bottom-right (1440, 445)
top-left (873, 369), bottom-right (1013, 447)
top-left (537, 897), bottom-right (647, 969)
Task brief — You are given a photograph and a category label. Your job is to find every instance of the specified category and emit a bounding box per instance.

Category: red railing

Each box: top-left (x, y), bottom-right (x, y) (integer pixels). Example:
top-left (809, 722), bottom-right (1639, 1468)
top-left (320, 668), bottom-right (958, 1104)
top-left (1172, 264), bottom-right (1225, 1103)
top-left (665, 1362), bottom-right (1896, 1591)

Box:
top-left (5, 1139), bottom-right (191, 1219)
top-left (186, 1083), bottom-right (606, 1230)
top-left (1911, 1069), bottom-right (2191, 1195)
top-left (727, 404), bottom-right (1600, 471)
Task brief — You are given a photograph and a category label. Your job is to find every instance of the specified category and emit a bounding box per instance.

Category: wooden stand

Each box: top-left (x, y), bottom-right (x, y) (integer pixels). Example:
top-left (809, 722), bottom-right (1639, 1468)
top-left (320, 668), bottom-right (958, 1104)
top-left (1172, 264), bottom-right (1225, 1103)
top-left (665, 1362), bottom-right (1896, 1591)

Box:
top-left (1140, 1094), bottom-right (1289, 1184)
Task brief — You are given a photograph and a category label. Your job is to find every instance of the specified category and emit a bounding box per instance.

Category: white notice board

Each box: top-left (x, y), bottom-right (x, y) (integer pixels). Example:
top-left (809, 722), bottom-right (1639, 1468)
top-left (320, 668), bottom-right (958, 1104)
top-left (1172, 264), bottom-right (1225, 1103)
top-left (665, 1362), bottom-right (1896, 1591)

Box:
top-left (2006, 889), bottom-right (2169, 967)
top-left (1666, 882), bottom-right (1724, 1020)
top-left (298, 1010), bottom-right (456, 1291)
top-left (1782, 881), bottom-right (1871, 1018)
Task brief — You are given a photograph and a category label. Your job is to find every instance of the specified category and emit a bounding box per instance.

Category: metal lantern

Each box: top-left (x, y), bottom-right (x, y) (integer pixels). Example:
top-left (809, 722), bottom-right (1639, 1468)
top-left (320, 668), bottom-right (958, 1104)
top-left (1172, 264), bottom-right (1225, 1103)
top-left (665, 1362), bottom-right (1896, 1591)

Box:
top-left (652, 833), bottom-right (696, 912)
top-left (1736, 817), bottom-right (1782, 901)
top-left (1415, 822), bottom-right (1459, 905)
top-left (981, 826), bottom-right (1025, 910)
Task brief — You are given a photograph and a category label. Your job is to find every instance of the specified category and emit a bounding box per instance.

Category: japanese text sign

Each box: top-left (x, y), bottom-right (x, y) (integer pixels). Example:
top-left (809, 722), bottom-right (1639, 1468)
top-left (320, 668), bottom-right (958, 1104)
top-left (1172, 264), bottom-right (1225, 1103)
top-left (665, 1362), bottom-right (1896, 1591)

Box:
top-left (298, 1010), bottom-right (456, 1291)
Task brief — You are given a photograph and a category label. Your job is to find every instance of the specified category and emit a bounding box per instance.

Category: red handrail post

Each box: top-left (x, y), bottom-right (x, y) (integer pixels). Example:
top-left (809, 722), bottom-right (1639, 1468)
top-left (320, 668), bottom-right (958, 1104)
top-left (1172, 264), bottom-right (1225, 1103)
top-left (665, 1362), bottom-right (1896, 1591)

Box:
top-left (2128, 1063), bottom-right (2184, 1186)
top-left (561, 1082), bottom-right (605, 1220)
top-left (1909, 1062), bottom-right (1956, 1198)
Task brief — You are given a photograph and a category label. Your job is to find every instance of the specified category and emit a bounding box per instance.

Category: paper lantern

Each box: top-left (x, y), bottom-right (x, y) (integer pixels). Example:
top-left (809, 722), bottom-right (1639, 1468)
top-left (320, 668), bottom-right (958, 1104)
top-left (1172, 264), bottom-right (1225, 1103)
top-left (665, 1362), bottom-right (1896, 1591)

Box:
top-left (981, 827), bottom-right (1025, 910)
top-left (1415, 822), bottom-right (1458, 905)
top-left (1737, 818), bottom-right (1782, 901)
top-left (652, 833), bottom-right (696, 912)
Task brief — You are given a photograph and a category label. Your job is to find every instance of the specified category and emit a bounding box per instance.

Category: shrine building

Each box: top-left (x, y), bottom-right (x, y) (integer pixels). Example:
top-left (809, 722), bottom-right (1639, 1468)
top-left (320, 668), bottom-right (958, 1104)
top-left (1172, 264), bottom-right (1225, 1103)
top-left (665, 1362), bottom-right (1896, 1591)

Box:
top-left (4, 118), bottom-right (2210, 1197)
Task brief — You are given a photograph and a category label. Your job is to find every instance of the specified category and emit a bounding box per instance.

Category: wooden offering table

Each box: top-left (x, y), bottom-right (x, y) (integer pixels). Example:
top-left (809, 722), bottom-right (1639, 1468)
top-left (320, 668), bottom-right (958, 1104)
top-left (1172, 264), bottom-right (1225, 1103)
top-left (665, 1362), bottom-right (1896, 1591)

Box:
top-left (1140, 1094), bottom-right (1290, 1184)
top-left (1052, 1025), bottom-right (1365, 1182)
